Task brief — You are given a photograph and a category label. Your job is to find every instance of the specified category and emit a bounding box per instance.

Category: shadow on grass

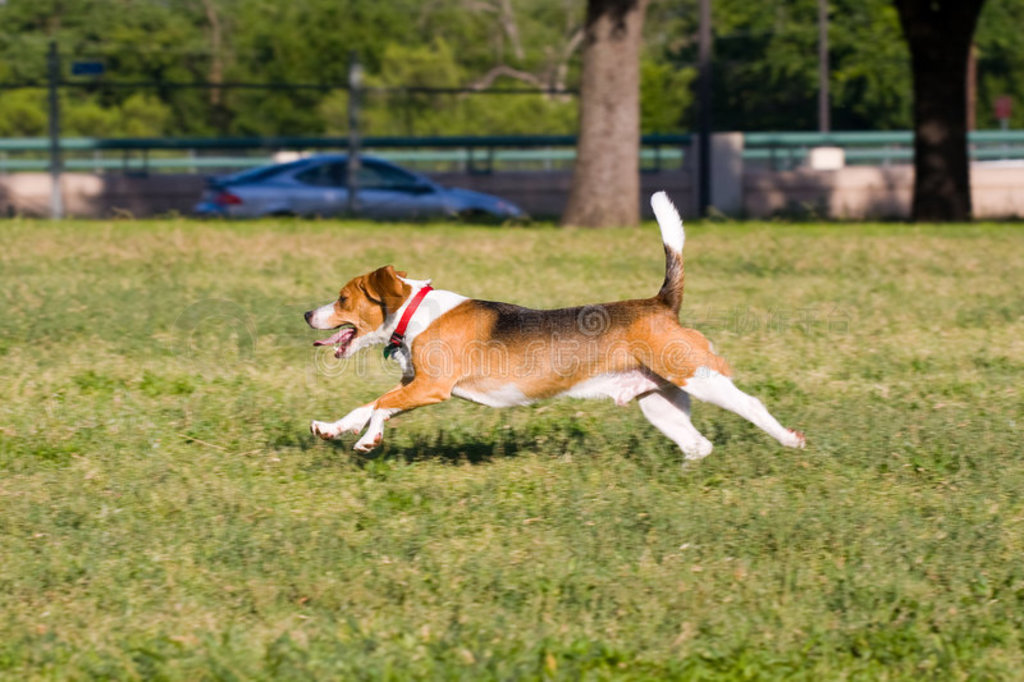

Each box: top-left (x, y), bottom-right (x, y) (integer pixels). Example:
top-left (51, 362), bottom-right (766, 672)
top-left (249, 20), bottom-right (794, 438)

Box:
top-left (295, 421), bottom-right (697, 478)
top-left (298, 415), bottom-right (626, 469)
top-left (297, 427), bottom-right (529, 469)
top-left (265, 413), bottom-right (534, 470)
top-left (372, 427), bottom-right (534, 466)
top-left (273, 408), bottom-right (788, 476)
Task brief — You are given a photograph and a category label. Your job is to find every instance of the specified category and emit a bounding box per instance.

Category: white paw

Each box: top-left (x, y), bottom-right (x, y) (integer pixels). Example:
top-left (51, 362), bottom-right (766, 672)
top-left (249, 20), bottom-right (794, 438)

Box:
top-left (783, 429), bottom-right (806, 449)
top-left (337, 414), bottom-right (371, 434)
top-left (353, 431), bottom-right (382, 453)
top-left (310, 420), bottom-right (341, 440)
top-left (682, 436), bottom-right (714, 461)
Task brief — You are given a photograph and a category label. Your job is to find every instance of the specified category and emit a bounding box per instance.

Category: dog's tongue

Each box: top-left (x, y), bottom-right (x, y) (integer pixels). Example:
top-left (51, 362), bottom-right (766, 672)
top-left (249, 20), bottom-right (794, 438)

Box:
top-left (313, 327), bottom-right (353, 347)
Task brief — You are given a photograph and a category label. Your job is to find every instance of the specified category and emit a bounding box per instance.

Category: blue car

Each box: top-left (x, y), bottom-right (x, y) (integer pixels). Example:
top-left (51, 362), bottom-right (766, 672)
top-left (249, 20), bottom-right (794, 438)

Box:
top-left (194, 154), bottom-right (524, 221)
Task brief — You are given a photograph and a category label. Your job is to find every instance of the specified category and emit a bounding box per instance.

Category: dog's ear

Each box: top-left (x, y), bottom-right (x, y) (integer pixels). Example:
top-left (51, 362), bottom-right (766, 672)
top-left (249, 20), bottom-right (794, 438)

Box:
top-left (363, 265), bottom-right (411, 315)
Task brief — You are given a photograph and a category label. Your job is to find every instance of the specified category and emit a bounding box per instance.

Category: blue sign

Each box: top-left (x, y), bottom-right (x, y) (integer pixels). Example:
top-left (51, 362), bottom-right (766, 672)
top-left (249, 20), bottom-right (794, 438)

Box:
top-left (71, 61), bottom-right (105, 76)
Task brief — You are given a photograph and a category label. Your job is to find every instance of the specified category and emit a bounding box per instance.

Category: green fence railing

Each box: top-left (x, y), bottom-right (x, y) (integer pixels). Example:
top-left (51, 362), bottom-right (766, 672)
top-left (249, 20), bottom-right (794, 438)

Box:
top-left (0, 133), bottom-right (688, 174)
top-left (2, 131), bottom-right (1024, 174)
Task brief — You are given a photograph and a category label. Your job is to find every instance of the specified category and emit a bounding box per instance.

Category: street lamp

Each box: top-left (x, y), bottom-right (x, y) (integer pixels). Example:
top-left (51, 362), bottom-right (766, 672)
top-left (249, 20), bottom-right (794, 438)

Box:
top-left (818, 0), bottom-right (830, 133)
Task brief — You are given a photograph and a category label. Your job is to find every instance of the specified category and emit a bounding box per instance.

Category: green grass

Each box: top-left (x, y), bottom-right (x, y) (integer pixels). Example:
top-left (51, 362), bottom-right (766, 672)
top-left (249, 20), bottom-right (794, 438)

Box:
top-left (0, 216), bottom-right (1022, 680)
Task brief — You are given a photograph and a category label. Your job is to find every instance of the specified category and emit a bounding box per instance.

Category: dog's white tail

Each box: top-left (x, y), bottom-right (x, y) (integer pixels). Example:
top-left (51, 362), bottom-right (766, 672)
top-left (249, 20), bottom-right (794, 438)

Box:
top-left (651, 191), bottom-right (686, 314)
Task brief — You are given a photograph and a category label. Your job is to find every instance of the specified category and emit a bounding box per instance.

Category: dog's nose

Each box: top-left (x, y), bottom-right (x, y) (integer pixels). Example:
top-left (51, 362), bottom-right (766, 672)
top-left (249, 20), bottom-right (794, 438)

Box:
top-left (304, 310), bottom-right (313, 324)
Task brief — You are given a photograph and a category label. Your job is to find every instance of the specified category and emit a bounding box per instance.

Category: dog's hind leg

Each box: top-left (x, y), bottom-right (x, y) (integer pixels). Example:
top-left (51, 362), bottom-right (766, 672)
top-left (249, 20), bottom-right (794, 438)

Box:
top-left (682, 368), bottom-right (805, 448)
top-left (637, 385), bottom-right (713, 461)
top-left (634, 326), bottom-right (803, 449)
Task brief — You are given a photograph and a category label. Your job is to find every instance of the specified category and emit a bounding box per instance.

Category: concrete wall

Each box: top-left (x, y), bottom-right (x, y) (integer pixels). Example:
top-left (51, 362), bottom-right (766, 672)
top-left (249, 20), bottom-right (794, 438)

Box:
top-left (0, 172), bottom-right (205, 218)
top-left (743, 163), bottom-right (1024, 219)
top-left (0, 170), bottom-right (695, 220)
top-left (971, 164), bottom-right (1024, 218)
top-left (432, 169), bottom-right (695, 219)
top-left (2, 162), bottom-right (1023, 220)
top-left (744, 166), bottom-right (912, 219)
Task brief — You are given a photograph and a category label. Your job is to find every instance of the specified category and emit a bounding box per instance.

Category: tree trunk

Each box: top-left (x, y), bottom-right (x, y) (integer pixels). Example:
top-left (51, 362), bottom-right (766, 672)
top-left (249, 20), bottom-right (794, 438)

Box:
top-left (894, 0), bottom-right (987, 222)
top-left (561, 0), bottom-right (649, 227)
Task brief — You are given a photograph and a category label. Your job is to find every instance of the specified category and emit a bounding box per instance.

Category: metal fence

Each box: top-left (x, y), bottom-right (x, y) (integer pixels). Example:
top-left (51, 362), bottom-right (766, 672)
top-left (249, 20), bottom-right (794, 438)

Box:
top-left (744, 130), bottom-right (1024, 168)
top-left (0, 134), bottom-right (690, 175)
top-left (3, 130), bottom-right (1024, 176)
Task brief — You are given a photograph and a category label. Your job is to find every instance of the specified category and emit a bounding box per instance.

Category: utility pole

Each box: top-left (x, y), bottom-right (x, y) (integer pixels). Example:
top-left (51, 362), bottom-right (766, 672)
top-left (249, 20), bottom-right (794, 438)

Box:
top-left (818, 0), bottom-right (830, 133)
top-left (346, 52), bottom-right (363, 217)
top-left (697, 0), bottom-right (712, 216)
top-left (47, 40), bottom-right (64, 219)
top-left (966, 44), bottom-right (977, 132)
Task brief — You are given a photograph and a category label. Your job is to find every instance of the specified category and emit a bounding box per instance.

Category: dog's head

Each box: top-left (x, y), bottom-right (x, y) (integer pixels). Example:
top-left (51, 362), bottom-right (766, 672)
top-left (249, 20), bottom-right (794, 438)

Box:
top-left (304, 265), bottom-right (412, 358)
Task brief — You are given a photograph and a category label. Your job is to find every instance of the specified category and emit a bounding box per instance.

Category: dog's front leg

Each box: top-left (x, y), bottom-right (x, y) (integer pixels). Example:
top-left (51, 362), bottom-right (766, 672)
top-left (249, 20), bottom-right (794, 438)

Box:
top-left (310, 376), bottom-right (418, 440)
top-left (353, 377), bottom-right (454, 453)
top-left (310, 403), bottom-right (374, 440)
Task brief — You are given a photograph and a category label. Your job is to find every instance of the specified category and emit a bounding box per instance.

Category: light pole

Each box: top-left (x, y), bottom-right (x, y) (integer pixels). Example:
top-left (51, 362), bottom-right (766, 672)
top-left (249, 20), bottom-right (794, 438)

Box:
top-left (818, 0), bottom-right (830, 133)
top-left (346, 52), bottom-right (363, 217)
top-left (697, 0), bottom-right (712, 217)
top-left (47, 40), bottom-right (64, 219)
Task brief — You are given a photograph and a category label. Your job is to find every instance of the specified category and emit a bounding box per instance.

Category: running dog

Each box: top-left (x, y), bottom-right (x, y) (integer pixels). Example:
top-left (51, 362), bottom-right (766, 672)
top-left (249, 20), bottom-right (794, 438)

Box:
top-left (304, 192), bottom-right (805, 459)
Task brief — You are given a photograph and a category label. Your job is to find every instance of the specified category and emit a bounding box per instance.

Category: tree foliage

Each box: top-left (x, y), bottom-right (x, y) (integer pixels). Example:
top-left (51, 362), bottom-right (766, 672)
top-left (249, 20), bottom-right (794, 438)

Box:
top-left (1, 0), bottom-right (1024, 137)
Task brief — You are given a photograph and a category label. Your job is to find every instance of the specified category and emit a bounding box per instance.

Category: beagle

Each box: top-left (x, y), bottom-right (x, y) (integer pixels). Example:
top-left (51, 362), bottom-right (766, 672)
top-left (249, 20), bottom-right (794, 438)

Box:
top-left (304, 192), bottom-right (805, 460)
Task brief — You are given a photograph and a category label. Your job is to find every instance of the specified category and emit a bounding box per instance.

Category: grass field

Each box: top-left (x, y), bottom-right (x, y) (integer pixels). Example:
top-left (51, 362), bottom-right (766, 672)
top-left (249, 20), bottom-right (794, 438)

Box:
top-left (0, 215), bottom-right (1022, 680)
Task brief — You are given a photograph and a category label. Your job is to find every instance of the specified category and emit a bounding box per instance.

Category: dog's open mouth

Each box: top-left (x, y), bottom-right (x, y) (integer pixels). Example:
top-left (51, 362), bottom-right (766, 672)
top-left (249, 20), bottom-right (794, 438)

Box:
top-left (313, 325), bottom-right (357, 358)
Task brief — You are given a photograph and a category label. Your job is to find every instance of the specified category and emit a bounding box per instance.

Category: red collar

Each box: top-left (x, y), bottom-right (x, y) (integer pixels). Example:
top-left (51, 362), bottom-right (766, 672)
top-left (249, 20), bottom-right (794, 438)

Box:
top-left (384, 284), bottom-right (432, 357)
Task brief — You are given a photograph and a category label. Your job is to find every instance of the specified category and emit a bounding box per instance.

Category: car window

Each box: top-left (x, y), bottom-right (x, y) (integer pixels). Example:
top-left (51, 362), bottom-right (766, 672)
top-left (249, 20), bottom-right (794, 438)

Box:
top-left (293, 160), bottom-right (426, 191)
top-left (359, 163), bottom-right (422, 190)
top-left (295, 162), bottom-right (346, 187)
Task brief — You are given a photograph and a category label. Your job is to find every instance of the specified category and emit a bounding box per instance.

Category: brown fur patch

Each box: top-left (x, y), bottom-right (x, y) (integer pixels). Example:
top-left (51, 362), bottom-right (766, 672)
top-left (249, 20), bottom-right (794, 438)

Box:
top-left (401, 297), bottom-right (731, 406)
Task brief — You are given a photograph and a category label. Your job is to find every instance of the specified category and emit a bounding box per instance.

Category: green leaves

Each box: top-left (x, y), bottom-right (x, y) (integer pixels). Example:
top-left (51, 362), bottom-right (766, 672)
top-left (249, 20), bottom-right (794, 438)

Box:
top-left (3, 1), bottom-right (1024, 138)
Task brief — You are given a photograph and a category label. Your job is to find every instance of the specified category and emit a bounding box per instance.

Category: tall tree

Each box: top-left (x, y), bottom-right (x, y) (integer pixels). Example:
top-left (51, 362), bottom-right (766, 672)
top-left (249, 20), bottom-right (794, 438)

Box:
top-left (893, 0), bottom-right (988, 221)
top-left (562, 0), bottom-right (649, 228)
